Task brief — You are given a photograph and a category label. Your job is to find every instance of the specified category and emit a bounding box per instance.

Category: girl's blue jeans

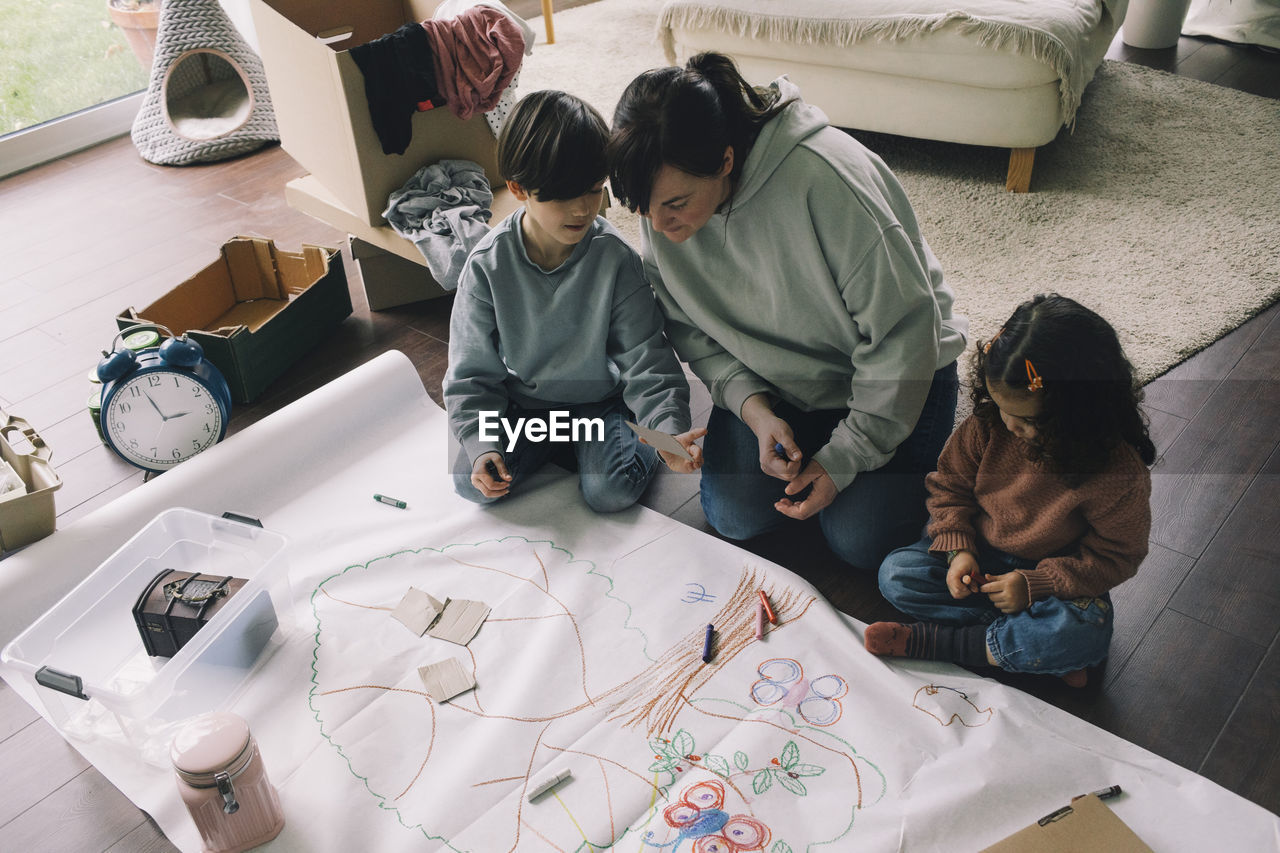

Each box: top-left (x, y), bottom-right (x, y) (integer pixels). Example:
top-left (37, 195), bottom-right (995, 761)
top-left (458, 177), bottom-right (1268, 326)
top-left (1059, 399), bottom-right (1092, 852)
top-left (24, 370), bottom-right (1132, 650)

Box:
top-left (452, 395), bottom-right (659, 513)
top-left (698, 363), bottom-right (959, 571)
top-left (878, 535), bottom-right (1114, 675)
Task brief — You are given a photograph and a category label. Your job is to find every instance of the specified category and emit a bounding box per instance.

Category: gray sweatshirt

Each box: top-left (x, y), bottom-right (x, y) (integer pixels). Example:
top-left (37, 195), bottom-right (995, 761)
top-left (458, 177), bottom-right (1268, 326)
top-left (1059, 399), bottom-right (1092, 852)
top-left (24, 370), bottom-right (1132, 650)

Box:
top-left (446, 210), bottom-right (691, 464)
top-left (641, 78), bottom-right (968, 491)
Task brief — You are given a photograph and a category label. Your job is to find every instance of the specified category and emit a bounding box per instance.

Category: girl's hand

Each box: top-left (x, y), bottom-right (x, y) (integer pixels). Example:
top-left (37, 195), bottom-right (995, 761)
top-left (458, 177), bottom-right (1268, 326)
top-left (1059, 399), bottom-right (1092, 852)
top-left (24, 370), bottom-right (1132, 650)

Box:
top-left (655, 427), bottom-right (708, 473)
top-left (471, 451), bottom-right (511, 499)
top-left (775, 460), bottom-right (837, 520)
top-left (980, 572), bottom-right (1031, 614)
top-left (946, 552), bottom-right (984, 598)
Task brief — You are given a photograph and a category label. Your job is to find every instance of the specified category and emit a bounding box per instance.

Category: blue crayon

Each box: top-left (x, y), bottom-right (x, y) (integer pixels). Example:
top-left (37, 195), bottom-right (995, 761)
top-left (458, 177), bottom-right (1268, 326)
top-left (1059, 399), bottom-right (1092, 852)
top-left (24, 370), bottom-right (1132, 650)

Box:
top-left (774, 442), bottom-right (788, 459)
top-left (702, 623), bottom-right (715, 664)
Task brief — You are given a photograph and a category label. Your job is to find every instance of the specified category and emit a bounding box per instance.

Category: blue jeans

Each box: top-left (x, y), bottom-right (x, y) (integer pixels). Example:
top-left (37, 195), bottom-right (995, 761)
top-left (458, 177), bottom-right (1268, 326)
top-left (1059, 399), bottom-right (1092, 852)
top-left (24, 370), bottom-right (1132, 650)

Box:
top-left (452, 395), bottom-right (659, 513)
top-left (878, 535), bottom-right (1114, 675)
top-left (699, 362), bottom-right (959, 571)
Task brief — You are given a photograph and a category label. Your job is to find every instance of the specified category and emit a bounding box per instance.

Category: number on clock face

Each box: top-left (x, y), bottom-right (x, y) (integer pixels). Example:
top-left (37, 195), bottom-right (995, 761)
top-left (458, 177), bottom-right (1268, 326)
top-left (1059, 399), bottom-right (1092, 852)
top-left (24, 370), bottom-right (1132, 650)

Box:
top-left (103, 371), bottom-right (225, 470)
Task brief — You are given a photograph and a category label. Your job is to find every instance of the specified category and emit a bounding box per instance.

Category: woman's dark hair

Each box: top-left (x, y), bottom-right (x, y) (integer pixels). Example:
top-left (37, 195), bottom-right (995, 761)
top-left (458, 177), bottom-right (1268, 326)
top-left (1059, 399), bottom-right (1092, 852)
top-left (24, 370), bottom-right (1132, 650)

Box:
top-left (497, 90), bottom-right (608, 201)
top-left (972, 293), bottom-right (1156, 482)
top-left (608, 52), bottom-right (791, 215)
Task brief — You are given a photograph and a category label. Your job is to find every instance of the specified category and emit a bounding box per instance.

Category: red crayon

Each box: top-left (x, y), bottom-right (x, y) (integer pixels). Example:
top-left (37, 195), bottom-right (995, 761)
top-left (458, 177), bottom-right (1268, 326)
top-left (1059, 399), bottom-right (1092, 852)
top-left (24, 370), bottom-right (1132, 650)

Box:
top-left (758, 590), bottom-right (777, 624)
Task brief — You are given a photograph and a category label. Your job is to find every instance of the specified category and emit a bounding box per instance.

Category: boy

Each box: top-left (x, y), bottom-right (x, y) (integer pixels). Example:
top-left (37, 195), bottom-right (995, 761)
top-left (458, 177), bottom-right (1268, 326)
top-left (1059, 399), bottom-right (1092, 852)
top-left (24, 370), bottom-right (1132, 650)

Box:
top-left (445, 90), bottom-right (703, 512)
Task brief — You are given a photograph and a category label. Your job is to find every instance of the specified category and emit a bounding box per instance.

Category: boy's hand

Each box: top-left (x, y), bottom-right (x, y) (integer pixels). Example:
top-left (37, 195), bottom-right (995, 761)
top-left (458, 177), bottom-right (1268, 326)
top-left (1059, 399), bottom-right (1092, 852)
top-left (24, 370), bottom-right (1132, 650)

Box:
top-left (946, 551), bottom-right (985, 598)
top-left (740, 394), bottom-right (801, 481)
top-left (471, 451), bottom-right (511, 499)
top-left (980, 572), bottom-right (1031, 614)
top-left (654, 427), bottom-right (708, 473)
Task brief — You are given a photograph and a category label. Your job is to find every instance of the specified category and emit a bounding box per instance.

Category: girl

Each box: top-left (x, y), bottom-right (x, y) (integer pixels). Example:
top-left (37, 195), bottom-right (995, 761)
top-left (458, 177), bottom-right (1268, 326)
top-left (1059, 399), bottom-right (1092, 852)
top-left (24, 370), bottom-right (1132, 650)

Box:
top-left (866, 294), bottom-right (1155, 686)
top-left (608, 52), bottom-right (967, 570)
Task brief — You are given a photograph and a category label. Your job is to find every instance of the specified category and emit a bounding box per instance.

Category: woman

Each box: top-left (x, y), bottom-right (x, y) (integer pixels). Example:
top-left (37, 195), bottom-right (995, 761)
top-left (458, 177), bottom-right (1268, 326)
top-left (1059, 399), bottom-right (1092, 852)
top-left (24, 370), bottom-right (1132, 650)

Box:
top-left (609, 52), bottom-right (968, 570)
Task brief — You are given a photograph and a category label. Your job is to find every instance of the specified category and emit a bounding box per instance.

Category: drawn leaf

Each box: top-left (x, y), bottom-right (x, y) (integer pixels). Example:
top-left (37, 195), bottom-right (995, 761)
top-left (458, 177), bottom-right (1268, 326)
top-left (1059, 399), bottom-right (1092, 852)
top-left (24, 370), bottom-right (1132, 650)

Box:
top-left (672, 729), bottom-right (696, 758)
top-left (789, 763), bottom-right (825, 777)
top-left (649, 737), bottom-right (678, 760)
top-left (734, 750), bottom-right (749, 771)
top-left (771, 842), bottom-right (794, 853)
top-left (704, 753), bottom-right (731, 778)
top-left (778, 774), bottom-right (808, 796)
top-left (780, 740), bottom-right (800, 770)
top-left (752, 770), bottom-right (774, 795)
top-left (648, 759), bottom-right (676, 773)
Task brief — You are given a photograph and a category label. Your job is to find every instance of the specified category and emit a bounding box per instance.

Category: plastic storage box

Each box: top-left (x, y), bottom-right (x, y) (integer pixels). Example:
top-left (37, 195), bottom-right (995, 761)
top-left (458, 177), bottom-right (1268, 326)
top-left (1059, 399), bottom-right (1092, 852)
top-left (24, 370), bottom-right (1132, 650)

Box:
top-left (1, 508), bottom-right (292, 748)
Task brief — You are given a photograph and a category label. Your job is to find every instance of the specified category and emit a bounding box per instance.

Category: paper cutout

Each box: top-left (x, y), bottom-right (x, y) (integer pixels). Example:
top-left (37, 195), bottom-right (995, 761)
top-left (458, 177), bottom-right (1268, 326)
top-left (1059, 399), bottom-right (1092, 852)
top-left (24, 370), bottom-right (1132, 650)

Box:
top-left (417, 658), bottom-right (476, 703)
top-left (391, 587), bottom-right (447, 636)
top-left (390, 587), bottom-right (489, 645)
top-left (427, 599), bottom-right (490, 645)
top-left (625, 420), bottom-right (693, 460)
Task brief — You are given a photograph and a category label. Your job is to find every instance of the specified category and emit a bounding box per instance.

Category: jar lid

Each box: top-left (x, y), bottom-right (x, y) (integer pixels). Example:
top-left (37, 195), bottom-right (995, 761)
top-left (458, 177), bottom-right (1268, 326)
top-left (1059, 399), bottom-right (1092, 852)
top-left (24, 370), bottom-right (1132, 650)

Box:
top-left (171, 712), bottom-right (252, 776)
top-left (124, 329), bottom-right (162, 351)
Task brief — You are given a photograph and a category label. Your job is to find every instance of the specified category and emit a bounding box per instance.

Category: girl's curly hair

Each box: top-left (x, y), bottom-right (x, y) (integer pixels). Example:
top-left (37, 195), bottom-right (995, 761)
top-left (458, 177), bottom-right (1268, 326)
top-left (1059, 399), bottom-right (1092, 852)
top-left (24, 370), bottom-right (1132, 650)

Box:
top-left (972, 294), bottom-right (1155, 484)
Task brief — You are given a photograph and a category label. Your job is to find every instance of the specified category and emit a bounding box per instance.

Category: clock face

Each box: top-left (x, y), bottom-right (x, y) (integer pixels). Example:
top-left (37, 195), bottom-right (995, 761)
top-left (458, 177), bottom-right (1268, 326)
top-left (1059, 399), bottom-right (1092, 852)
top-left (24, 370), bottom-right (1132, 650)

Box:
top-left (102, 369), bottom-right (226, 471)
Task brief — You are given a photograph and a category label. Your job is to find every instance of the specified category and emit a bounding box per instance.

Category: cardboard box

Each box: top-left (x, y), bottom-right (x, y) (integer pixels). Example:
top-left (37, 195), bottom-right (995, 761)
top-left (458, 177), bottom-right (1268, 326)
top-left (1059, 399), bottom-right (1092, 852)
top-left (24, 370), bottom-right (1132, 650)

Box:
top-left (248, 0), bottom-right (503, 227)
top-left (0, 410), bottom-right (62, 555)
top-left (118, 237), bottom-right (353, 404)
top-left (349, 236), bottom-right (449, 310)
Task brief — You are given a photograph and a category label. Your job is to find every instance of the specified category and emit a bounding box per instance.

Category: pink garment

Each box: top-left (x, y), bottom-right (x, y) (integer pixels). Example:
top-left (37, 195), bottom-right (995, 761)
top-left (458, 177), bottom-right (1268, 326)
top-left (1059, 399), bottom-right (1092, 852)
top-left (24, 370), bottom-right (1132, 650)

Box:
top-left (422, 6), bottom-right (524, 121)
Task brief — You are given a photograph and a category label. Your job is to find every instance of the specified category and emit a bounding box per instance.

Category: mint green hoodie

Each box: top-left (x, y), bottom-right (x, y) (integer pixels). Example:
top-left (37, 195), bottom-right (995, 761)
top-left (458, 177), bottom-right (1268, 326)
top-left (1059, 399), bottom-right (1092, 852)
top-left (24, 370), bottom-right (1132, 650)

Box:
top-left (641, 78), bottom-right (968, 491)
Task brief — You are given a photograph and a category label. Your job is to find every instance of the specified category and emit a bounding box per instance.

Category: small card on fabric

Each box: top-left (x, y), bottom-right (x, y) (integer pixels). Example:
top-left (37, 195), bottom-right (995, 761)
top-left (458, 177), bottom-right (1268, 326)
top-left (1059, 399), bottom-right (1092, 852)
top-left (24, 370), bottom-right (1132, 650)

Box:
top-left (417, 658), bottom-right (476, 703)
top-left (625, 421), bottom-right (692, 461)
top-left (427, 599), bottom-right (491, 645)
top-left (391, 588), bottom-right (447, 636)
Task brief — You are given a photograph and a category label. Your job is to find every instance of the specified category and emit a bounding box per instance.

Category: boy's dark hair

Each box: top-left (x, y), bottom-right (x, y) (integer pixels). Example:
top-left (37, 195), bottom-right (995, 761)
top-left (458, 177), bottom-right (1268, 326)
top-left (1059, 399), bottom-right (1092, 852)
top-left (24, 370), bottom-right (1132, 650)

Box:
top-left (608, 52), bottom-right (790, 215)
top-left (972, 293), bottom-right (1156, 483)
top-left (497, 90), bottom-right (608, 201)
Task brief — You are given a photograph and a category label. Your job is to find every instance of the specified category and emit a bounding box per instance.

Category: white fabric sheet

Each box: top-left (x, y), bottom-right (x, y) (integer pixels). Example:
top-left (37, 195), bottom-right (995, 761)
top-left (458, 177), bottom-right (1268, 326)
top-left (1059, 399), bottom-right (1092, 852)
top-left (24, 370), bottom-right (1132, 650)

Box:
top-left (1, 352), bottom-right (1277, 851)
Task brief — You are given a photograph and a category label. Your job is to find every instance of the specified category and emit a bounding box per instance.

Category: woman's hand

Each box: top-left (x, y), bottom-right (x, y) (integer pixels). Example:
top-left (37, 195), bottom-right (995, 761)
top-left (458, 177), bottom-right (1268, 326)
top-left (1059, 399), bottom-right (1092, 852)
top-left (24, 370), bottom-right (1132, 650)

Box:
top-left (740, 394), bottom-right (801, 481)
top-left (946, 551), bottom-right (985, 599)
top-left (654, 427), bottom-right (708, 473)
top-left (774, 460), bottom-right (837, 520)
top-left (980, 572), bottom-right (1031, 614)
top-left (471, 451), bottom-right (511, 499)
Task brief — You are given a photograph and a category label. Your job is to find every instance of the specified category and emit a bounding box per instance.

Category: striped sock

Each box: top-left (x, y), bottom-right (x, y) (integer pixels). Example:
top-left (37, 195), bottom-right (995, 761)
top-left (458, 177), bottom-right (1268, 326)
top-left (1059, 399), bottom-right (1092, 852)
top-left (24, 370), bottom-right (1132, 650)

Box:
top-left (865, 622), bottom-right (989, 666)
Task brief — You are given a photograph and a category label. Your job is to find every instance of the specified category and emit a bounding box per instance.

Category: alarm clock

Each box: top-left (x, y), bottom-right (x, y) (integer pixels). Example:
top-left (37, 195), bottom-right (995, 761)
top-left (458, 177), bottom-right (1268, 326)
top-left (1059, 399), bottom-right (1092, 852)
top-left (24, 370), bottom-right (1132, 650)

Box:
top-left (96, 324), bottom-right (232, 473)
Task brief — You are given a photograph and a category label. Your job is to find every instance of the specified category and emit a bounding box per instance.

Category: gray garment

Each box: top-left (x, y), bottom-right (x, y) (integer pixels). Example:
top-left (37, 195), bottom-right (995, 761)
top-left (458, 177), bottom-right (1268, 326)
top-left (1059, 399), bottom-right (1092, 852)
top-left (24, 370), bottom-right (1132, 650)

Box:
top-left (445, 211), bottom-right (691, 465)
top-left (383, 158), bottom-right (493, 291)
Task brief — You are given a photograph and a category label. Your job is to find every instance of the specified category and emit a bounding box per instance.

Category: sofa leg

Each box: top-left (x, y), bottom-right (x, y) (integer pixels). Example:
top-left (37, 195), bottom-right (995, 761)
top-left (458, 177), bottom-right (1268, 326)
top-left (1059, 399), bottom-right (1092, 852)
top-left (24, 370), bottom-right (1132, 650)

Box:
top-left (1006, 147), bottom-right (1035, 193)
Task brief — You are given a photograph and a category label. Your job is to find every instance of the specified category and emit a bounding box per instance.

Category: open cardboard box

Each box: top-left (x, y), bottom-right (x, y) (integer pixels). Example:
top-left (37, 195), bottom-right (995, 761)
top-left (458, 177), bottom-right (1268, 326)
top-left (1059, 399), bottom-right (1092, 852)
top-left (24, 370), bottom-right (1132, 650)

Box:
top-left (248, 0), bottom-right (504, 227)
top-left (117, 237), bottom-right (352, 404)
top-left (0, 410), bottom-right (62, 555)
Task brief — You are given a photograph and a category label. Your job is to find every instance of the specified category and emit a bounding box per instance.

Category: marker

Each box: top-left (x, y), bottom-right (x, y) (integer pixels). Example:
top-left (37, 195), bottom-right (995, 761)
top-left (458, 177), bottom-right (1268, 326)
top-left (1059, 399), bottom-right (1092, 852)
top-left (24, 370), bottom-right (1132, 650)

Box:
top-left (754, 600), bottom-right (765, 640)
top-left (528, 769), bottom-right (572, 801)
top-left (374, 493), bottom-right (407, 509)
top-left (702, 623), bottom-right (715, 664)
top-left (758, 590), bottom-right (777, 624)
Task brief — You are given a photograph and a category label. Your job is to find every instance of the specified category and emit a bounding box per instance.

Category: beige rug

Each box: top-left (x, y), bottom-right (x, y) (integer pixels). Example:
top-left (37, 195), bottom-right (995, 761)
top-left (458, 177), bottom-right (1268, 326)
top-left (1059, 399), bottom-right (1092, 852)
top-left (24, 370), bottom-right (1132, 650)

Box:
top-left (518, 0), bottom-right (1280, 381)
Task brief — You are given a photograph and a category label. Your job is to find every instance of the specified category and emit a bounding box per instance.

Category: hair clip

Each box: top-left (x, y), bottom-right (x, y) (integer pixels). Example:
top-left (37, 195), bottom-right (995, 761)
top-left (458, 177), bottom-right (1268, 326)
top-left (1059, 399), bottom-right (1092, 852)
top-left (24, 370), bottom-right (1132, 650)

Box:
top-left (983, 327), bottom-right (1004, 354)
top-left (1025, 359), bottom-right (1043, 392)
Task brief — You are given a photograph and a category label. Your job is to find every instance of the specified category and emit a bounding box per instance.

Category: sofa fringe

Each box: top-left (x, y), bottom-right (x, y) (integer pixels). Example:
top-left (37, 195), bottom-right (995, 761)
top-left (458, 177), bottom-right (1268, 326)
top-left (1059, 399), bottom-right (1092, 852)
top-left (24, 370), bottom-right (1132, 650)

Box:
top-left (657, 6), bottom-right (1082, 123)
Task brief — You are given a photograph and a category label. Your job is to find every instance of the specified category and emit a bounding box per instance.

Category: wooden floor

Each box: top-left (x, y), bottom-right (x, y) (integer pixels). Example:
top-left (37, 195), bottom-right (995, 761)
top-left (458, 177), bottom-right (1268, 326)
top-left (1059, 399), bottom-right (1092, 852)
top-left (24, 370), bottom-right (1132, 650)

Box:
top-left (1, 16), bottom-right (1277, 850)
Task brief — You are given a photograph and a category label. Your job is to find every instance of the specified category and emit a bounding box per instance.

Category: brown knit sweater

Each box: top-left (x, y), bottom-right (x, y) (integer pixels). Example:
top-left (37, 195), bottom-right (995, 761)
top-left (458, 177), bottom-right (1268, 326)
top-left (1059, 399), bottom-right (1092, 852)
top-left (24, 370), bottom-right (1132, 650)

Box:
top-left (926, 415), bottom-right (1152, 602)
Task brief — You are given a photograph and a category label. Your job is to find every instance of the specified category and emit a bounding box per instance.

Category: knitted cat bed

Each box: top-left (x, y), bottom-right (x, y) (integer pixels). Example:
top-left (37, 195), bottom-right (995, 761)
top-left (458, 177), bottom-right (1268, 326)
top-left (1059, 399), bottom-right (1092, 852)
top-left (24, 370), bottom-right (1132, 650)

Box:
top-left (131, 0), bottom-right (279, 165)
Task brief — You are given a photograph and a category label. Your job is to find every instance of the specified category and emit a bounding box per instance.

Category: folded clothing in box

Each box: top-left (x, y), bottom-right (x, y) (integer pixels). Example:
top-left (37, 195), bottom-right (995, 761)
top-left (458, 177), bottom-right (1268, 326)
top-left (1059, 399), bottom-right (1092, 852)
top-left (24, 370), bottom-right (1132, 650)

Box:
top-left (118, 236), bottom-right (353, 404)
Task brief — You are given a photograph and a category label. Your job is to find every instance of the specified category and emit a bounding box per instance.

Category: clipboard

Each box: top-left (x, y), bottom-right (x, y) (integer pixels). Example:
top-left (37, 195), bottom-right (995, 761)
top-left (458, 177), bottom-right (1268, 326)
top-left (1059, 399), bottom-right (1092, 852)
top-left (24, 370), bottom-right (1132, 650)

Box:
top-left (980, 792), bottom-right (1154, 852)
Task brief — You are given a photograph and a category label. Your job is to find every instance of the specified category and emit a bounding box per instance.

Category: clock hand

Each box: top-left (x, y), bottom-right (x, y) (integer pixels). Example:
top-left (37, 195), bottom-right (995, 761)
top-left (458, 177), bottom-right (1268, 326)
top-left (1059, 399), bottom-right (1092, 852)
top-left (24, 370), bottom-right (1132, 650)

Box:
top-left (143, 391), bottom-right (169, 421)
